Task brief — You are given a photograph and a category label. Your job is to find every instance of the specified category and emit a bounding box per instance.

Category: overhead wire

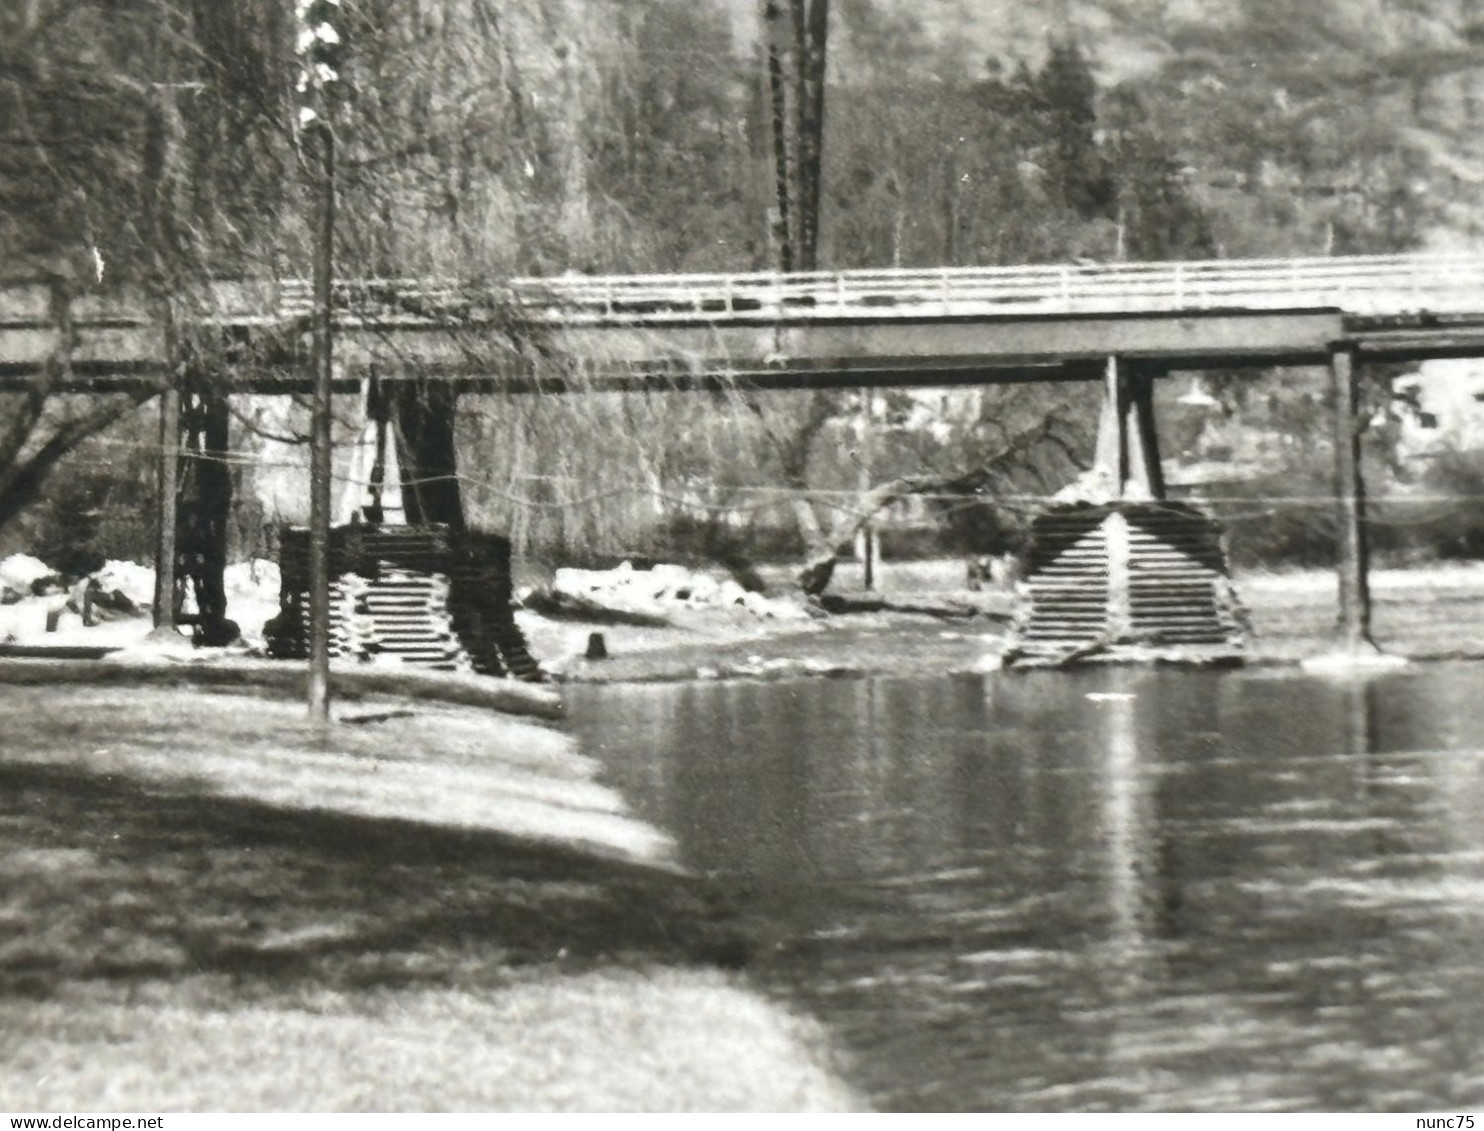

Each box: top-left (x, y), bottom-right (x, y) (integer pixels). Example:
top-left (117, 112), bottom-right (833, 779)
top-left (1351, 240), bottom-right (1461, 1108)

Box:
top-left (46, 432), bottom-right (1484, 530)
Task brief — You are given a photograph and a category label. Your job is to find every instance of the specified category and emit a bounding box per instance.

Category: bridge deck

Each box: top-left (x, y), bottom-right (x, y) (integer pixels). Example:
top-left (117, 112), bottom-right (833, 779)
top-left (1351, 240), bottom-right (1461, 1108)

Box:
top-left (5, 253), bottom-right (1484, 391)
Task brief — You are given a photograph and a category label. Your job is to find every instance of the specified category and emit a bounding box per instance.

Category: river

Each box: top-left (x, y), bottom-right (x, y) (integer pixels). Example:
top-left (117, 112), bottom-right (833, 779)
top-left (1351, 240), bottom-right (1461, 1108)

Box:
top-left (568, 662), bottom-right (1484, 1112)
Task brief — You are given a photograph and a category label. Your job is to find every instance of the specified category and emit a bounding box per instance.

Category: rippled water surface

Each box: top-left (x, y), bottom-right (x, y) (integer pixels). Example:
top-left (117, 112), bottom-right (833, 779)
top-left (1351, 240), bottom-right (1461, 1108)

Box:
top-left (568, 664), bottom-right (1484, 1112)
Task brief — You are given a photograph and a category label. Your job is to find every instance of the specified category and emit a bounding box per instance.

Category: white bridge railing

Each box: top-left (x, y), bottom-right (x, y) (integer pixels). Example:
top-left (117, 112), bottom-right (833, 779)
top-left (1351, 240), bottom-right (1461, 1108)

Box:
top-left (327, 253), bottom-right (1484, 326)
top-left (10, 253), bottom-right (1484, 328)
top-left (511, 253), bottom-right (1484, 324)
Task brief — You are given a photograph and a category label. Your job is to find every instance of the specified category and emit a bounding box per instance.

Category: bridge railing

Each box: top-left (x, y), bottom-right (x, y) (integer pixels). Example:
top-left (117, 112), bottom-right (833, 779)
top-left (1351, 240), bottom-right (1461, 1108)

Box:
top-left (9, 253), bottom-right (1484, 330)
top-left (507, 253), bottom-right (1484, 324)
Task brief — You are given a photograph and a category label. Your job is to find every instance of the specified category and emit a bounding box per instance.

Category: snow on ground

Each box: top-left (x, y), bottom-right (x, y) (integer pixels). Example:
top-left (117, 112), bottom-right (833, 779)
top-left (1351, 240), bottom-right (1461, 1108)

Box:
top-left (551, 561), bottom-right (806, 622)
top-left (0, 597), bottom-right (154, 649)
top-left (224, 560), bottom-right (282, 649)
top-left (3, 553), bottom-right (805, 661)
top-left (0, 554), bottom-right (57, 595)
top-left (90, 560), bottom-right (156, 609)
top-left (0, 556), bottom-right (282, 650)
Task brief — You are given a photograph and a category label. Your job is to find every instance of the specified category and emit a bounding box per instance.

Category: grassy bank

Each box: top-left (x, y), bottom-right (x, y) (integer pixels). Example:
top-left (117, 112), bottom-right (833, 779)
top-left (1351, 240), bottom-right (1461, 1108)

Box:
top-left (0, 686), bottom-right (860, 1112)
top-left (1240, 563), bottom-right (1484, 661)
top-left (0, 683), bottom-right (662, 867)
top-left (4, 971), bottom-right (859, 1112)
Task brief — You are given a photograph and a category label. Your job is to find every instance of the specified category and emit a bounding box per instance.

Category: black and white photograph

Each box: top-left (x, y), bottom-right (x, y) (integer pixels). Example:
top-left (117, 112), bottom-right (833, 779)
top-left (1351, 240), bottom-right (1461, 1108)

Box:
top-left (3, 0), bottom-right (1484, 1114)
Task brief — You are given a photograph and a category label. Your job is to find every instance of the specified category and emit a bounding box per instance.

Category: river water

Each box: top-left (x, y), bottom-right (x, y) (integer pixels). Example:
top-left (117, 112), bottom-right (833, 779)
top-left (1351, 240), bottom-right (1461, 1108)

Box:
top-left (568, 663), bottom-right (1484, 1112)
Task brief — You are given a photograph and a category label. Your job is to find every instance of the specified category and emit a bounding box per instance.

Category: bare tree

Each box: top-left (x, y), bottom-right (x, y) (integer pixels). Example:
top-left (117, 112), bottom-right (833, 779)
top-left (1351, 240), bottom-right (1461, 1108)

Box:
top-left (0, 0), bottom-right (297, 542)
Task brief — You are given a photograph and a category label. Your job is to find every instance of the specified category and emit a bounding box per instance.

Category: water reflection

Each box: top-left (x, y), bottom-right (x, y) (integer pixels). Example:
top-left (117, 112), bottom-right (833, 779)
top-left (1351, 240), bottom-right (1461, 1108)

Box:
top-left (1094, 681), bottom-right (1150, 995)
top-left (569, 663), bottom-right (1484, 1111)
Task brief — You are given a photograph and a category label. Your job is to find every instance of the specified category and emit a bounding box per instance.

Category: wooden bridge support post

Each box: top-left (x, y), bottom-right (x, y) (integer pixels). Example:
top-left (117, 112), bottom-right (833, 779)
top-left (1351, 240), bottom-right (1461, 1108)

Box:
top-left (392, 382), bottom-right (465, 529)
top-left (364, 377), bottom-right (389, 524)
top-left (1093, 357), bottom-right (1165, 502)
top-left (1128, 369), bottom-right (1165, 503)
top-left (1330, 346), bottom-right (1376, 652)
top-left (856, 388), bottom-right (877, 590)
top-left (151, 384), bottom-right (181, 632)
top-left (178, 390), bottom-right (234, 640)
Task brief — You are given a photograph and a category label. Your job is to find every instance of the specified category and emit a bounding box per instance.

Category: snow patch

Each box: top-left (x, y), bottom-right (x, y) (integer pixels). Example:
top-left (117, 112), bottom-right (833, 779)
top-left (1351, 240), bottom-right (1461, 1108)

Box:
top-left (90, 560), bottom-right (156, 609)
top-left (552, 561), bottom-right (804, 621)
top-left (0, 555), bottom-right (284, 650)
top-left (0, 553), bottom-right (58, 594)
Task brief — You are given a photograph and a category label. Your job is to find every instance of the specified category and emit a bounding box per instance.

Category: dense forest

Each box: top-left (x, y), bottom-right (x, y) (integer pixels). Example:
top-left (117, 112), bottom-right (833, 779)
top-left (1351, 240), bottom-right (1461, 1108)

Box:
top-left (5, 0), bottom-right (1484, 578)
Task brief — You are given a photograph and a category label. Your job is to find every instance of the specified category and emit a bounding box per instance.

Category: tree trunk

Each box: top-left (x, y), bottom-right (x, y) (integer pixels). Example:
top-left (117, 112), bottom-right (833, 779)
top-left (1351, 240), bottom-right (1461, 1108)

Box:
top-left (761, 0), bottom-right (795, 271)
top-left (555, 2), bottom-right (592, 264)
top-left (795, 0), bottom-right (829, 270)
top-left (759, 0), bottom-right (834, 588)
top-left (791, 494), bottom-right (837, 595)
top-left (775, 388), bottom-right (839, 593)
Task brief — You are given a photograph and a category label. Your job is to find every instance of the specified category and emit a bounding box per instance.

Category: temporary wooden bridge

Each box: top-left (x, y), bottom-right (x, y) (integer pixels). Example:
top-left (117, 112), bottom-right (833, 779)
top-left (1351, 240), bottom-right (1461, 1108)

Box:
top-left (7, 250), bottom-right (1484, 668)
top-left (8, 252), bottom-right (1484, 391)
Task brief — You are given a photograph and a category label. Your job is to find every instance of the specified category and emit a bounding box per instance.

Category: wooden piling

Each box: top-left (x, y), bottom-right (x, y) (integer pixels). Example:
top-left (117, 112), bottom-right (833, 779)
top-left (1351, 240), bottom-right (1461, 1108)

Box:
top-left (181, 389), bottom-right (233, 636)
top-left (857, 388), bottom-right (876, 591)
top-left (1128, 368), bottom-right (1164, 502)
top-left (1094, 357), bottom-right (1163, 502)
top-left (1330, 346), bottom-right (1375, 652)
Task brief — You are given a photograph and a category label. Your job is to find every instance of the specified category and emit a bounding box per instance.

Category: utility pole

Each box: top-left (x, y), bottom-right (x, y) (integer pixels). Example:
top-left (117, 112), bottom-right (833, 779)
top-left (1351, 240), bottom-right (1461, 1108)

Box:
top-left (307, 120), bottom-right (334, 722)
top-left (297, 0), bottom-right (345, 722)
top-left (152, 378), bottom-right (180, 632)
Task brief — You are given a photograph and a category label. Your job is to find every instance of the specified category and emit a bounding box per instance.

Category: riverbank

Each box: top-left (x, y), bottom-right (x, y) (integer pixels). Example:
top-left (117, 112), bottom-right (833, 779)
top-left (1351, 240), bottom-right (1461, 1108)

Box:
top-left (535, 560), bottom-right (1484, 683)
top-left (5, 562), bottom-right (1481, 1110)
top-left (0, 683), bottom-right (861, 1111)
top-left (8, 555), bottom-right (1482, 685)
top-left (1240, 562), bottom-right (1484, 661)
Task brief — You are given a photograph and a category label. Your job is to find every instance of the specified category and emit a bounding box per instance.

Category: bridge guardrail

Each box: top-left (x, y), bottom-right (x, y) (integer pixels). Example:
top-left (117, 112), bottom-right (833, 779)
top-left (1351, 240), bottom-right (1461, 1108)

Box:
top-left (504, 254), bottom-right (1484, 324)
top-left (8, 253), bottom-right (1484, 329)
